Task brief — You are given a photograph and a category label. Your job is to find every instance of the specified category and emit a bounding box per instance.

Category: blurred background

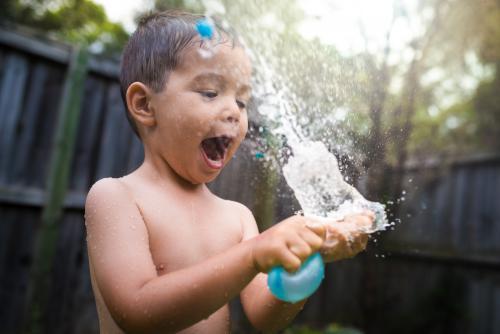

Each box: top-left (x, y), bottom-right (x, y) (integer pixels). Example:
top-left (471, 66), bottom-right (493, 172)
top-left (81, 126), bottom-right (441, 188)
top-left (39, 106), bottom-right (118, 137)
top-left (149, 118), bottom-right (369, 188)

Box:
top-left (0, 0), bottom-right (499, 333)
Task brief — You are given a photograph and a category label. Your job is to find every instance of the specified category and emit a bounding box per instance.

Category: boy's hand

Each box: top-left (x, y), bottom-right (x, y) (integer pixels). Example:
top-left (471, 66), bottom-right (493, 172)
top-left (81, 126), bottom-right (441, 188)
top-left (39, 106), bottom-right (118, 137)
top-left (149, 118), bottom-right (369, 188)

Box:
top-left (251, 215), bottom-right (326, 273)
top-left (320, 210), bottom-right (374, 263)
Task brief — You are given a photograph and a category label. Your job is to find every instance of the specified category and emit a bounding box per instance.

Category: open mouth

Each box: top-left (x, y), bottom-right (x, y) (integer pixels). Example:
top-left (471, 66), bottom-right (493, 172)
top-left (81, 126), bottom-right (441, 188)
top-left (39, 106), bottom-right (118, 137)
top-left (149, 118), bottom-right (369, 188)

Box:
top-left (200, 136), bottom-right (232, 169)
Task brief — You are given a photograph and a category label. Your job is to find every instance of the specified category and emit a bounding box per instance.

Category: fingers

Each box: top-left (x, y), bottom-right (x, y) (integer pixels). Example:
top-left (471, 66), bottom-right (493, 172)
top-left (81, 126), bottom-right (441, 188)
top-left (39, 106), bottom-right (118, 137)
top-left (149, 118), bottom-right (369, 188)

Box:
top-left (344, 211), bottom-right (374, 232)
top-left (299, 228), bottom-right (324, 252)
top-left (284, 229), bottom-right (324, 272)
top-left (305, 220), bottom-right (326, 241)
top-left (279, 248), bottom-right (302, 272)
top-left (320, 221), bottom-right (370, 262)
top-left (346, 233), bottom-right (368, 255)
top-left (287, 237), bottom-right (312, 261)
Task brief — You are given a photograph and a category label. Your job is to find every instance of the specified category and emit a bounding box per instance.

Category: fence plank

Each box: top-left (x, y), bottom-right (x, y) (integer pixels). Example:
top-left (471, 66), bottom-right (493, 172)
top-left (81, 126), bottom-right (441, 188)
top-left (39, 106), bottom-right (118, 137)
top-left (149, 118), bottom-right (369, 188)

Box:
top-left (26, 46), bottom-right (89, 334)
top-left (69, 75), bottom-right (106, 192)
top-left (0, 53), bottom-right (29, 184)
top-left (46, 212), bottom-right (86, 334)
top-left (10, 63), bottom-right (49, 185)
top-left (0, 207), bottom-right (41, 334)
top-left (94, 83), bottom-right (132, 180)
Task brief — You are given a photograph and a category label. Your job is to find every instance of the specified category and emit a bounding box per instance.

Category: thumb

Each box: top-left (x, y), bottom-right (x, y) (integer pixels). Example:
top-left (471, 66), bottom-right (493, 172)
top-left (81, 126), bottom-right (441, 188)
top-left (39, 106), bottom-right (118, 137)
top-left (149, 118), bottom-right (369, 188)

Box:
top-left (305, 220), bottom-right (327, 240)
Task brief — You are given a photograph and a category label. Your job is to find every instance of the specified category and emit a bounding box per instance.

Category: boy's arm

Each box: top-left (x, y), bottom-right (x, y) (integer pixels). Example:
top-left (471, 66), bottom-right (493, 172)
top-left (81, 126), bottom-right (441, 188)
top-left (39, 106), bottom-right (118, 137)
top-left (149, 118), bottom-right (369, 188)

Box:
top-left (238, 206), bottom-right (308, 332)
top-left (85, 178), bottom-right (259, 333)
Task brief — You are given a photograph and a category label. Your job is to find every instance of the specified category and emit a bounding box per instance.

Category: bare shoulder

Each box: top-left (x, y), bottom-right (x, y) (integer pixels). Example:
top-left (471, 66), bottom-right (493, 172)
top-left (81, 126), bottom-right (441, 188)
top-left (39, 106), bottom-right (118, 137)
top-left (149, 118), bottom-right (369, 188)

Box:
top-left (85, 177), bottom-right (141, 234)
top-left (217, 198), bottom-right (253, 220)
top-left (220, 199), bottom-right (258, 239)
top-left (86, 177), bottom-right (130, 203)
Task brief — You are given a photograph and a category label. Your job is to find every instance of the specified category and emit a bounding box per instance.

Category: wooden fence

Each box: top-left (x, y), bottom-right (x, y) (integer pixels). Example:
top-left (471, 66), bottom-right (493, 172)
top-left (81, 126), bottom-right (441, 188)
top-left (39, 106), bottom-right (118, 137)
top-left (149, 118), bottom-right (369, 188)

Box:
top-left (1, 27), bottom-right (499, 334)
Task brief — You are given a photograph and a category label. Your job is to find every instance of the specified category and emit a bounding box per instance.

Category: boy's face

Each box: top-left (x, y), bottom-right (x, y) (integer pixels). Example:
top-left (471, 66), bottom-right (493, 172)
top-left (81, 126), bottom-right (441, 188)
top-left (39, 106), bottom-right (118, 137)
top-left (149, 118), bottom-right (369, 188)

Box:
top-left (149, 41), bottom-right (252, 185)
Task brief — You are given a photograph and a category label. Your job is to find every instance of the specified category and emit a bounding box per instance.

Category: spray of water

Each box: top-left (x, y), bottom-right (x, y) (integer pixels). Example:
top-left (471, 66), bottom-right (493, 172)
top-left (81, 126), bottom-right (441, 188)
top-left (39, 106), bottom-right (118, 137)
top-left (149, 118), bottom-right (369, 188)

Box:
top-left (248, 36), bottom-right (389, 233)
top-left (200, 1), bottom-right (389, 233)
top-left (283, 141), bottom-right (388, 232)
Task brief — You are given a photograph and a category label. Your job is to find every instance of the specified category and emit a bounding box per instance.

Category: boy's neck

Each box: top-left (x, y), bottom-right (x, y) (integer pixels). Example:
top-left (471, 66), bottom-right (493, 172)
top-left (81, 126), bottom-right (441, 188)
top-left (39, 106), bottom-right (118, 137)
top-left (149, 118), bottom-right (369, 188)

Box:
top-left (140, 149), bottom-right (207, 194)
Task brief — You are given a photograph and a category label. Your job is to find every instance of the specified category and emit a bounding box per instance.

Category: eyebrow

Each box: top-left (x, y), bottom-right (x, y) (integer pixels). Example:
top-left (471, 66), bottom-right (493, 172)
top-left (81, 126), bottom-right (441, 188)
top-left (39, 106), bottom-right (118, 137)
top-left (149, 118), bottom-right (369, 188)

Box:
top-left (191, 72), bottom-right (251, 95)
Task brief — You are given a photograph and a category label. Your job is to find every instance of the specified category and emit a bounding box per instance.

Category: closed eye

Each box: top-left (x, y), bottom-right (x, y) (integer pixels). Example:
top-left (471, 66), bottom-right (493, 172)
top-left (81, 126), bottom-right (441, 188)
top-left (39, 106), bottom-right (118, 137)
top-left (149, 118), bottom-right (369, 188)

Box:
top-left (199, 91), bottom-right (218, 99)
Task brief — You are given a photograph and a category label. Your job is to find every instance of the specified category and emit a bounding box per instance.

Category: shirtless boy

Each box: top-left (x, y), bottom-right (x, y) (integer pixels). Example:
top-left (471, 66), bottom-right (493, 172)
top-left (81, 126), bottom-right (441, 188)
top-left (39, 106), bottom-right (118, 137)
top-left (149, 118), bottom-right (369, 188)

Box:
top-left (85, 11), bottom-right (374, 333)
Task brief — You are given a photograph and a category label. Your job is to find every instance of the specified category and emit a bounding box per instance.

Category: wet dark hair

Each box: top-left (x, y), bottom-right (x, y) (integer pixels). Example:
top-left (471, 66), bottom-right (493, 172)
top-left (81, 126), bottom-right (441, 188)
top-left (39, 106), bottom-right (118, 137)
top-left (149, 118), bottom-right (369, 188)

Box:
top-left (120, 10), bottom-right (240, 137)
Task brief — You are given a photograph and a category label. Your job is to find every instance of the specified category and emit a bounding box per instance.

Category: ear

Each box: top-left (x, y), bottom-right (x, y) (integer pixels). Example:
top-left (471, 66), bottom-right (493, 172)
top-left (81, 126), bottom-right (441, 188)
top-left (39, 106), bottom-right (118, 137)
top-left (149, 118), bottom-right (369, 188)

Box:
top-left (126, 82), bottom-right (156, 128)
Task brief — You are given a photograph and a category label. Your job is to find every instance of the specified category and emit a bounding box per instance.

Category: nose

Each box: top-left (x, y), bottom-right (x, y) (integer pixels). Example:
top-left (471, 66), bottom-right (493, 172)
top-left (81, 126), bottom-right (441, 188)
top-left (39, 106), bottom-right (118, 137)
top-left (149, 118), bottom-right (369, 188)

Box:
top-left (220, 97), bottom-right (240, 124)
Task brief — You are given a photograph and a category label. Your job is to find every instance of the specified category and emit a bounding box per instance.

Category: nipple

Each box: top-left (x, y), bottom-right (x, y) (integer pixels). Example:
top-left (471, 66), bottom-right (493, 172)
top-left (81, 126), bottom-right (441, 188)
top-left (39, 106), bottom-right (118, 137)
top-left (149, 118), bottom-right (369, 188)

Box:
top-left (156, 263), bottom-right (165, 274)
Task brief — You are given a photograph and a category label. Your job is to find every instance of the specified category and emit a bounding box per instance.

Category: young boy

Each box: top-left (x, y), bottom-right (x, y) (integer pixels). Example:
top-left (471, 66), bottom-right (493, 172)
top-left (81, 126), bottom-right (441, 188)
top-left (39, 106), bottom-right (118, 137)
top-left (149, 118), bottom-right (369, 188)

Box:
top-left (85, 11), bottom-right (374, 333)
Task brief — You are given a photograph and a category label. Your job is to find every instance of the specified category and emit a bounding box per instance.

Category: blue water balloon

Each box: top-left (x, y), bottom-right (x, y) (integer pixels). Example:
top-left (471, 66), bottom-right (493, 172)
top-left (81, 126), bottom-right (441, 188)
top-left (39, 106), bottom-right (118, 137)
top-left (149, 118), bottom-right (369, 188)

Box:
top-left (196, 18), bottom-right (214, 39)
top-left (267, 252), bottom-right (324, 303)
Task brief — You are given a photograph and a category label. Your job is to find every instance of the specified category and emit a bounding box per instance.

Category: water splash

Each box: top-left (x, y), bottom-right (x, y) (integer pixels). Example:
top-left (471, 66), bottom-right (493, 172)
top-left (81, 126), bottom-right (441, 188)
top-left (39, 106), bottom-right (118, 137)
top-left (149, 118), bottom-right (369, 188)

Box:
top-left (199, 1), bottom-right (389, 232)
top-left (197, 0), bottom-right (391, 304)
top-left (283, 141), bottom-right (388, 232)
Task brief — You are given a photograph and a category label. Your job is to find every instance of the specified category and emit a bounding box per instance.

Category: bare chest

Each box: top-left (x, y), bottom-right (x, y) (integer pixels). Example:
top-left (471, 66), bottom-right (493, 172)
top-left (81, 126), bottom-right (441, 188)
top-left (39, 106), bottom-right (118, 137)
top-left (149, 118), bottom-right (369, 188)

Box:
top-left (136, 194), bottom-right (242, 274)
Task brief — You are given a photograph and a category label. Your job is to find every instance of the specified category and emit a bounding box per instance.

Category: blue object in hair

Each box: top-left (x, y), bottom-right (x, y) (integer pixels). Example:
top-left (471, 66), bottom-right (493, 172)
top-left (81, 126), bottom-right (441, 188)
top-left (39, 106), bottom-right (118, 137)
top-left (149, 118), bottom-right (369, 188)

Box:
top-left (255, 152), bottom-right (265, 159)
top-left (267, 252), bottom-right (325, 303)
top-left (196, 18), bottom-right (214, 39)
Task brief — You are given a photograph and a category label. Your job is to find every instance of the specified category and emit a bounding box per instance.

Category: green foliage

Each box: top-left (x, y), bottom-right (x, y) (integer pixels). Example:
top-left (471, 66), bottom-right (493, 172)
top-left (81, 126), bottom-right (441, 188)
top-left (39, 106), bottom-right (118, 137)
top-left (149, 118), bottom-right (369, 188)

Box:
top-left (1, 0), bottom-right (129, 55)
top-left (145, 0), bottom-right (500, 165)
top-left (409, 0), bottom-right (500, 157)
top-left (473, 74), bottom-right (500, 151)
top-left (409, 98), bottom-right (479, 159)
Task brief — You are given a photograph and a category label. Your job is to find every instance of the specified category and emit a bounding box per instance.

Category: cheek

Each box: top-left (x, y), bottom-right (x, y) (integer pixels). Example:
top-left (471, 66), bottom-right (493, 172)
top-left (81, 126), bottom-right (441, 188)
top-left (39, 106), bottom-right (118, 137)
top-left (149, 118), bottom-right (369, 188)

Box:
top-left (239, 114), bottom-right (249, 137)
top-left (230, 119), bottom-right (248, 154)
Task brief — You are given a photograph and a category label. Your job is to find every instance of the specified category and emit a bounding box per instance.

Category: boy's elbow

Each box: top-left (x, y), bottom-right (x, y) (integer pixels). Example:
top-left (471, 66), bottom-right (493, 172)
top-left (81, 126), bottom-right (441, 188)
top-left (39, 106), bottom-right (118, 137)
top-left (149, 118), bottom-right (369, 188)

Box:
top-left (113, 309), bottom-right (164, 334)
top-left (111, 300), bottom-right (185, 334)
top-left (108, 302), bottom-right (148, 334)
top-left (103, 292), bottom-right (158, 333)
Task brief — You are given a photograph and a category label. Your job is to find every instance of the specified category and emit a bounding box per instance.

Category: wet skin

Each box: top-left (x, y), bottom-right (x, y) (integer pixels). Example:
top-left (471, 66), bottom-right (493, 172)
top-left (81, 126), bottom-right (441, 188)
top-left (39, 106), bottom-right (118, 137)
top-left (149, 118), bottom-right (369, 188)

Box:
top-left (85, 41), bottom-right (374, 333)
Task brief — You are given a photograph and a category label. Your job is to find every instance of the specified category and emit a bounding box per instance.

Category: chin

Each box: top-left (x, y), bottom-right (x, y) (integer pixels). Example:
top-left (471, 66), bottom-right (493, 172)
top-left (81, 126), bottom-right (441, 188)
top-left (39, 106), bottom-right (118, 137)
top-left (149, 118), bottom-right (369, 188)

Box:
top-left (201, 171), bottom-right (222, 184)
top-left (186, 169), bottom-right (222, 185)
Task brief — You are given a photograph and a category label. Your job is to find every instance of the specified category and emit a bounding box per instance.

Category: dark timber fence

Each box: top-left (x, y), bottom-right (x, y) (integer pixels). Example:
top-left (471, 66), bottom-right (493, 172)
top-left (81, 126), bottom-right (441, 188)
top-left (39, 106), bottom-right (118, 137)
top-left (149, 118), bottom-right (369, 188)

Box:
top-left (0, 27), bottom-right (499, 334)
